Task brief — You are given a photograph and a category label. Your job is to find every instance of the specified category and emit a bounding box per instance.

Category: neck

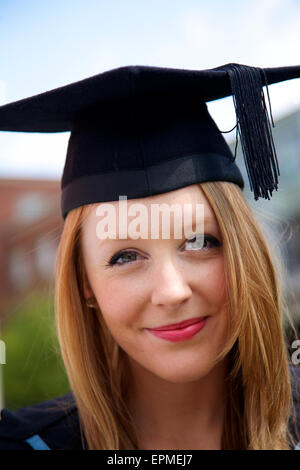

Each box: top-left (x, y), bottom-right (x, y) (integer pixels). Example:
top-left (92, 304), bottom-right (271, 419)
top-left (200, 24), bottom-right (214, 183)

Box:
top-left (126, 357), bottom-right (229, 450)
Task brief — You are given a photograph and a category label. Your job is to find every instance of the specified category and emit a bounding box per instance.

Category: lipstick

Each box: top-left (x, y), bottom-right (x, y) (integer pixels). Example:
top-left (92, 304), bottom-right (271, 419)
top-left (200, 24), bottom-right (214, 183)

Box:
top-left (146, 317), bottom-right (209, 342)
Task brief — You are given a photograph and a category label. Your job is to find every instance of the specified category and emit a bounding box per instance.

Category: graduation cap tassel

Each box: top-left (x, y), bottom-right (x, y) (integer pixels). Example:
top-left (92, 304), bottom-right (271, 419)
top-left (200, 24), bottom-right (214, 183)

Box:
top-left (223, 63), bottom-right (280, 200)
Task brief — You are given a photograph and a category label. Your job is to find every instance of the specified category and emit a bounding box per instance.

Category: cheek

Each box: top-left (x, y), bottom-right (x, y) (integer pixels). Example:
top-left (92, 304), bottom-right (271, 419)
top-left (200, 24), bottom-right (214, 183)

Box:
top-left (201, 259), bottom-right (230, 348)
top-left (91, 276), bottom-right (144, 331)
top-left (194, 256), bottom-right (227, 307)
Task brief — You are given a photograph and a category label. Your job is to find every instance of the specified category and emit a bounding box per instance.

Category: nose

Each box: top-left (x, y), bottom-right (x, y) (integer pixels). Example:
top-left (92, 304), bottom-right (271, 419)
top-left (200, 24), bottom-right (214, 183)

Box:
top-left (150, 258), bottom-right (192, 307)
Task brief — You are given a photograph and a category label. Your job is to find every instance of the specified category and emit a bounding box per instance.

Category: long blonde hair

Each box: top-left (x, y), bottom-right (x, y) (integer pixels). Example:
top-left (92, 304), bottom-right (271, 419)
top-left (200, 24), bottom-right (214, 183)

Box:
top-left (54, 181), bottom-right (299, 449)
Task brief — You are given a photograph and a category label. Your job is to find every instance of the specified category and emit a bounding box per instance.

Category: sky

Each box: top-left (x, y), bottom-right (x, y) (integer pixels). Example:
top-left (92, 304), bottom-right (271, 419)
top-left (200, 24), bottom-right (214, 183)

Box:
top-left (0, 0), bottom-right (300, 178)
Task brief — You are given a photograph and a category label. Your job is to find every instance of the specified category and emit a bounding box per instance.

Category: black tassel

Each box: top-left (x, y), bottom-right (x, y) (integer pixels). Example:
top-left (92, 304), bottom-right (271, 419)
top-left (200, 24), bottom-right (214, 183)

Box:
top-left (222, 63), bottom-right (280, 200)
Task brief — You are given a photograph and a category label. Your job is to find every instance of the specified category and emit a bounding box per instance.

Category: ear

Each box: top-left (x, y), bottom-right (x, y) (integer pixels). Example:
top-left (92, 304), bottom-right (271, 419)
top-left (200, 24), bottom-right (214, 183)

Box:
top-left (82, 268), bottom-right (94, 300)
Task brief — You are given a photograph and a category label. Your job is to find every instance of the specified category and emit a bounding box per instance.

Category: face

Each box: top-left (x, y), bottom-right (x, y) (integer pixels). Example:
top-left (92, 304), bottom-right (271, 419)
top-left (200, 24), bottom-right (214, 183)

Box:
top-left (80, 184), bottom-right (230, 384)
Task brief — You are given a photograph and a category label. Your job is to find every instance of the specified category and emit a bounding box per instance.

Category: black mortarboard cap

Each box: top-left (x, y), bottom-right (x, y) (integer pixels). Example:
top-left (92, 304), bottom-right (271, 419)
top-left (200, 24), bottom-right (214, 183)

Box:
top-left (0, 63), bottom-right (299, 220)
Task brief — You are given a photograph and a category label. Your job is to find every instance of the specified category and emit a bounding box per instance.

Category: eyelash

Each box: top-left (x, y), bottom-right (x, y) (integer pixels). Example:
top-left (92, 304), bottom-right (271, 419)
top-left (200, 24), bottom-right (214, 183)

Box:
top-left (106, 235), bottom-right (221, 268)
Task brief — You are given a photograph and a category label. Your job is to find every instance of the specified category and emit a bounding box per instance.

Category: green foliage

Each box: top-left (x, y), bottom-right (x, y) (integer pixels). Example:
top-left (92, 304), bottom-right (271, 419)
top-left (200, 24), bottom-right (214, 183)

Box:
top-left (1, 290), bottom-right (70, 411)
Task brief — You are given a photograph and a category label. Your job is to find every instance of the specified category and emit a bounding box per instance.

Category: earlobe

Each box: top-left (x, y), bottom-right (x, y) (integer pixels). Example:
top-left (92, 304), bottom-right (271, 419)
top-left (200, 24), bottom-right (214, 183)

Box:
top-left (82, 277), bottom-right (98, 310)
top-left (83, 284), bottom-right (93, 300)
top-left (82, 270), bottom-right (94, 301)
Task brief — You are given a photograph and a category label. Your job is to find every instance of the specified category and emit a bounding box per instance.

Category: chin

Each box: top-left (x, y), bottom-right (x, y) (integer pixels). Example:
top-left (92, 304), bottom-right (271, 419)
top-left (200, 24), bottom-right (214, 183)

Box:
top-left (153, 363), bottom-right (214, 384)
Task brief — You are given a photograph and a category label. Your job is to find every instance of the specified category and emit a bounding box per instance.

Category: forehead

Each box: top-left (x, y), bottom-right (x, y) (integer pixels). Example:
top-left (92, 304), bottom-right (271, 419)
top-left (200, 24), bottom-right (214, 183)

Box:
top-left (82, 184), bottom-right (217, 239)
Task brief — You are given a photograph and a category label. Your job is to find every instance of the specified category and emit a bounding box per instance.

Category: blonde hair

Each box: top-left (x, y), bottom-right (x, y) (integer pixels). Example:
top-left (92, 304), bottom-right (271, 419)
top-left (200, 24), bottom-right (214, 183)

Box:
top-left (54, 181), bottom-right (299, 449)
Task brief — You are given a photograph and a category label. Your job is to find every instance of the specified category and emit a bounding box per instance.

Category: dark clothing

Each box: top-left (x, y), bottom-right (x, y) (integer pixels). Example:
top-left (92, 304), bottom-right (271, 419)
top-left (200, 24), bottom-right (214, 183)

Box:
top-left (0, 391), bottom-right (86, 450)
top-left (1, 367), bottom-right (300, 450)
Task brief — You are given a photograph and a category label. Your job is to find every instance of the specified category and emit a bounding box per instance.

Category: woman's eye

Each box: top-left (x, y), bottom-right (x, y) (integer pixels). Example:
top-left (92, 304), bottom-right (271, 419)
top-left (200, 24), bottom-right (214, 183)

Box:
top-left (184, 234), bottom-right (221, 252)
top-left (107, 250), bottom-right (142, 267)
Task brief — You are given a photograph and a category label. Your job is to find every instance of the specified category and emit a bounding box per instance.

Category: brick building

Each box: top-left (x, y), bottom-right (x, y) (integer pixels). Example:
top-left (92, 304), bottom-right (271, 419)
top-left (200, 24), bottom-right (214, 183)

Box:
top-left (0, 178), bottom-right (62, 319)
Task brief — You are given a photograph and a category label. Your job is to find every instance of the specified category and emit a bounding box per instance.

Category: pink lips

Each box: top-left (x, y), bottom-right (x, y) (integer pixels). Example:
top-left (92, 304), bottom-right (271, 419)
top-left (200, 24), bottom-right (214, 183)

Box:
top-left (146, 316), bottom-right (209, 342)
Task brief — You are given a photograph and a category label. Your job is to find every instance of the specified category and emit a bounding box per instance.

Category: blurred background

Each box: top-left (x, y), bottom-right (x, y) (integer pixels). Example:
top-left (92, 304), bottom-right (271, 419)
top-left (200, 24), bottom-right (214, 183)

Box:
top-left (0, 0), bottom-right (299, 410)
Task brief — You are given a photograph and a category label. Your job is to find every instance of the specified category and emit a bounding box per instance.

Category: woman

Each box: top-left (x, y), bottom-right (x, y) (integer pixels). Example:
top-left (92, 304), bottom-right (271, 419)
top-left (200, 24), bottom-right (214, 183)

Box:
top-left (0, 63), bottom-right (299, 450)
top-left (56, 180), bottom-right (300, 450)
